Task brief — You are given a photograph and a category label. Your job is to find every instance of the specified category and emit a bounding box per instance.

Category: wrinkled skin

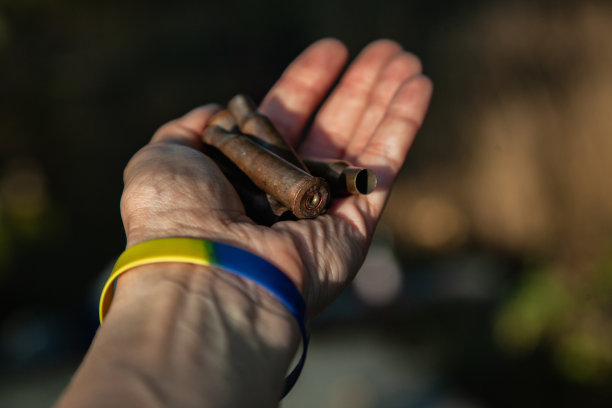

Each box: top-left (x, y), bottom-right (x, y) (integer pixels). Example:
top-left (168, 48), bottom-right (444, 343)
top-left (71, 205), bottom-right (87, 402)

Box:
top-left (120, 38), bottom-right (432, 317)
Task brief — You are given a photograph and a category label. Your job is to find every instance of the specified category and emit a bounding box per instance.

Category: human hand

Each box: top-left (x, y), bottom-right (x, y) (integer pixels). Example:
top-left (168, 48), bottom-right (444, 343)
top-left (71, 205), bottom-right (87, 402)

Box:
top-left (120, 38), bottom-right (432, 316)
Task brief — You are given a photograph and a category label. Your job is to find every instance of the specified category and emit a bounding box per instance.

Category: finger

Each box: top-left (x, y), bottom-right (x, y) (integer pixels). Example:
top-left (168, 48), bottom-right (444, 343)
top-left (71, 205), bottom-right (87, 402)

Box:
top-left (328, 75), bottom-right (432, 238)
top-left (359, 74), bottom-right (433, 202)
top-left (258, 38), bottom-right (348, 147)
top-left (299, 39), bottom-right (403, 158)
top-left (151, 104), bottom-right (221, 147)
top-left (343, 52), bottom-right (423, 161)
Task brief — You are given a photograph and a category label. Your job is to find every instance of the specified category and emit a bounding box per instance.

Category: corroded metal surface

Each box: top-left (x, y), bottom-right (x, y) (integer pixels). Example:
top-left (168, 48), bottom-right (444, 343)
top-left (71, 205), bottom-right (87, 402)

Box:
top-left (202, 95), bottom-right (376, 223)
top-left (228, 94), bottom-right (309, 172)
top-left (304, 159), bottom-right (377, 196)
top-left (203, 125), bottom-right (329, 219)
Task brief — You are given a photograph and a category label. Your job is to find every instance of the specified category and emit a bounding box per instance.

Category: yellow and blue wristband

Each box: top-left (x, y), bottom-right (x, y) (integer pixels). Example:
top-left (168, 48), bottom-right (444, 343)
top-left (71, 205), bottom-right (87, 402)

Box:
top-left (99, 237), bottom-right (309, 397)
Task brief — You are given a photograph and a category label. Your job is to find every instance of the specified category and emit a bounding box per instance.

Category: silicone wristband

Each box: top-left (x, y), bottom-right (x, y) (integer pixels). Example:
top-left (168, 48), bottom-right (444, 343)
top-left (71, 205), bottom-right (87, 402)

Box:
top-left (98, 237), bottom-right (309, 397)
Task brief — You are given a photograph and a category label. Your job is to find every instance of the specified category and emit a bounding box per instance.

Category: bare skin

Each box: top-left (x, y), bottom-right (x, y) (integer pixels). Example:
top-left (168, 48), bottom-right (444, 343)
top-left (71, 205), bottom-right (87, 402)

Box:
top-left (55, 38), bottom-right (432, 408)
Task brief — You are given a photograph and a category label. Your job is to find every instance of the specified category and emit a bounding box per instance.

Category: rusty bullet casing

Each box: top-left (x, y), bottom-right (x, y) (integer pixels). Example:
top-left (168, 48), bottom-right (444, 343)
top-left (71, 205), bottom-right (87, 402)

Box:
top-left (304, 159), bottom-right (377, 196)
top-left (203, 125), bottom-right (330, 218)
top-left (227, 94), bottom-right (310, 172)
top-left (208, 108), bottom-right (292, 218)
top-left (208, 109), bottom-right (240, 132)
top-left (204, 144), bottom-right (284, 225)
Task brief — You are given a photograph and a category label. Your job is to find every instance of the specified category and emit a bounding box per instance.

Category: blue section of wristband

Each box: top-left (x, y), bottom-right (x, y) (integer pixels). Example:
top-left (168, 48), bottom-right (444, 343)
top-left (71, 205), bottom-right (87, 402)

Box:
top-left (212, 242), bottom-right (309, 397)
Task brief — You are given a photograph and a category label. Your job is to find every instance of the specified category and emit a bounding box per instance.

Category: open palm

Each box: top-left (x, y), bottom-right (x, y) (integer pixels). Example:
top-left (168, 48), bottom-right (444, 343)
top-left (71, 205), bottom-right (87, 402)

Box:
top-left (120, 38), bottom-right (432, 316)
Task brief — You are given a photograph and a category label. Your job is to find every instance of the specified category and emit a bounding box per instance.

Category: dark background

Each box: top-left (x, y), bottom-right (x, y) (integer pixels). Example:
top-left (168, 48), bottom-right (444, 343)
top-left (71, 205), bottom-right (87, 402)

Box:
top-left (1, 0), bottom-right (611, 406)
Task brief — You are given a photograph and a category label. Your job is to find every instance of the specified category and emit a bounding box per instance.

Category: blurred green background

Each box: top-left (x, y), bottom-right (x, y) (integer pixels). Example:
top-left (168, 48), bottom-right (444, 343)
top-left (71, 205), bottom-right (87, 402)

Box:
top-left (1, 0), bottom-right (611, 406)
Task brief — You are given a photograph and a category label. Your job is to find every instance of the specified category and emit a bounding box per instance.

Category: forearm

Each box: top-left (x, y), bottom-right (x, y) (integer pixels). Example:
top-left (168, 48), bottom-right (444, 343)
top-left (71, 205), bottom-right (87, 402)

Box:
top-left (56, 262), bottom-right (299, 408)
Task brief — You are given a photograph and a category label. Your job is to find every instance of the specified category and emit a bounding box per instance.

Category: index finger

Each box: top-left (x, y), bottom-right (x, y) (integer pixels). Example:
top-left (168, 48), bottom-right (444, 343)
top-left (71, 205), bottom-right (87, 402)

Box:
top-left (328, 75), bottom-right (432, 237)
top-left (358, 74), bottom-right (433, 211)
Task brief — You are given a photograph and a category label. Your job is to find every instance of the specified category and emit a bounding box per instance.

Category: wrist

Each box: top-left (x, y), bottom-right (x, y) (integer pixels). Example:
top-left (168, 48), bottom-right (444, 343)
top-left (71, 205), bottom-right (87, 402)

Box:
top-left (89, 262), bottom-right (300, 407)
top-left (112, 261), bottom-right (300, 351)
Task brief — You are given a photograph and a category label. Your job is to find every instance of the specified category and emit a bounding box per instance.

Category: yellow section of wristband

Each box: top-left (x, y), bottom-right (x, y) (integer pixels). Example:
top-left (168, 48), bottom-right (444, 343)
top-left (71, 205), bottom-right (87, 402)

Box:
top-left (99, 238), bottom-right (215, 323)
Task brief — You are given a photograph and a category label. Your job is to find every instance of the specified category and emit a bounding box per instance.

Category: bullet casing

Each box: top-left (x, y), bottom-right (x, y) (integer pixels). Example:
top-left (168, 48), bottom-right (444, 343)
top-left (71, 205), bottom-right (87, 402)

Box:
top-left (209, 108), bottom-right (292, 219)
top-left (304, 159), bottom-right (377, 196)
top-left (208, 109), bottom-right (240, 132)
top-left (203, 126), bottom-right (329, 219)
top-left (228, 94), bottom-right (309, 172)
